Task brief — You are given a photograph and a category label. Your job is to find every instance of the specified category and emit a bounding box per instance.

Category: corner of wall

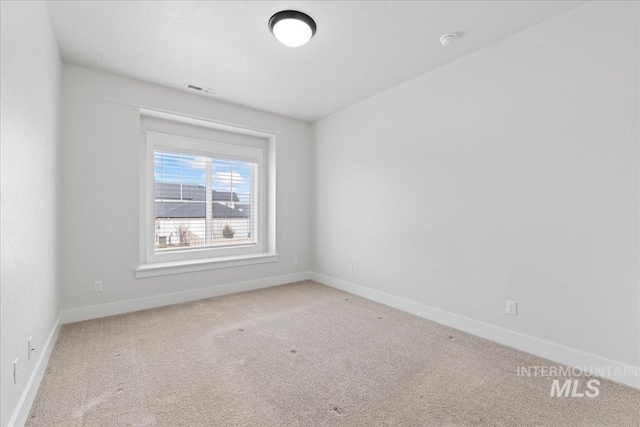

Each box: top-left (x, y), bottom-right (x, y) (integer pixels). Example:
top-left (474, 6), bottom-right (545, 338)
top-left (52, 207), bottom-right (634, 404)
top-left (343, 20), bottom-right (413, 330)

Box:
top-left (1, 1), bottom-right (64, 425)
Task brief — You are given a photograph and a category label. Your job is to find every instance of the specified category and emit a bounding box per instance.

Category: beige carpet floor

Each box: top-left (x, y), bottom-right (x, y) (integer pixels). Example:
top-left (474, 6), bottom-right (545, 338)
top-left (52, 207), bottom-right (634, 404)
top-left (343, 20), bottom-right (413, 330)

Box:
top-left (28, 281), bottom-right (640, 426)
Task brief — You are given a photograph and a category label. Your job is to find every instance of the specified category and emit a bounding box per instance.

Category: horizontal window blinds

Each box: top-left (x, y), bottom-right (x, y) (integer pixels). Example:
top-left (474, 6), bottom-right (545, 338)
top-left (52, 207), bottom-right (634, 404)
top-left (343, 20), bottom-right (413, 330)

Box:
top-left (154, 150), bottom-right (257, 251)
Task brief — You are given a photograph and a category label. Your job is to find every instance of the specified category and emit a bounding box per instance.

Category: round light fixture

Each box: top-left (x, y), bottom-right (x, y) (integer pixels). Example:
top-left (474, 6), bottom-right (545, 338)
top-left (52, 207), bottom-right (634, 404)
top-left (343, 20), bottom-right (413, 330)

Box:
top-left (269, 10), bottom-right (316, 47)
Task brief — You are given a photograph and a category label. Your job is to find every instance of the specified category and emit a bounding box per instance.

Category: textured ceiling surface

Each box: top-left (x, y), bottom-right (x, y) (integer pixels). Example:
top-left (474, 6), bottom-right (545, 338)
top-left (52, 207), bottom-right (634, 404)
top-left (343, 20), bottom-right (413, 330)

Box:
top-left (46, 1), bottom-right (584, 122)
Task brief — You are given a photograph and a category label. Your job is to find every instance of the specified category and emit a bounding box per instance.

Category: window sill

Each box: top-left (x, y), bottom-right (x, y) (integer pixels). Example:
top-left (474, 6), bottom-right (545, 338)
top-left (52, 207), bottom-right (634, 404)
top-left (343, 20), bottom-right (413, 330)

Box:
top-left (135, 253), bottom-right (279, 278)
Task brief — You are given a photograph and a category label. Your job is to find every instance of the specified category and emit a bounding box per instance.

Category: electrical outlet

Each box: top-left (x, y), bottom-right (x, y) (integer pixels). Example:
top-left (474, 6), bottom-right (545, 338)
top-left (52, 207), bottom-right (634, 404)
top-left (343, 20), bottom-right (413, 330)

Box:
top-left (27, 337), bottom-right (34, 360)
top-left (13, 358), bottom-right (19, 385)
top-left (506, 300), bottom-right (517, 316)
top-left (94, 280), bottom-right (103, 292)
top-left (348, 265), bottom-right (354, 274)
top-left (293, 257), bottom-right (298, 265)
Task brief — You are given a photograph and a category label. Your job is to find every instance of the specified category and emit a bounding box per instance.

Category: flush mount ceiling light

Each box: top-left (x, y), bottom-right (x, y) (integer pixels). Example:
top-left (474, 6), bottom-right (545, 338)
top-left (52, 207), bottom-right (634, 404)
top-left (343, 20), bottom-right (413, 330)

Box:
top-left (269, 10), bottom-right (316, 47)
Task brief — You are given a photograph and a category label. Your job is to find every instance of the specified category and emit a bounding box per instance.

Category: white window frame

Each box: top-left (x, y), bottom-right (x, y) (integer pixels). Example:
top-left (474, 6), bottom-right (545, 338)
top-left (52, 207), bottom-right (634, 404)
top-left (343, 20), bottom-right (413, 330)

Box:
top-left (136, 108), bottom-right (277, 278)
top-left (148, 132), bottom-right (264, 260)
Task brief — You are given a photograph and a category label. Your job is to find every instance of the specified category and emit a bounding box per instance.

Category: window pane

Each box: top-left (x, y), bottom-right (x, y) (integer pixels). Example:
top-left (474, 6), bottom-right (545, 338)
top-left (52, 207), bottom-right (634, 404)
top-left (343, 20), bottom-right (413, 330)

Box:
top-left (154, 150), bottom-right (256, 251)
top-left (211, 159), bottom-right (255, 246)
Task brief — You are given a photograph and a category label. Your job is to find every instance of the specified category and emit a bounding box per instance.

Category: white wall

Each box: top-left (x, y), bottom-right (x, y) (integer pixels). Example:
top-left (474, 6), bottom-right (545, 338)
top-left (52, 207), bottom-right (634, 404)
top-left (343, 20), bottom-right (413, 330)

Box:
top-left (313, 0), bottom-right (639, 376)
top-left (61, 65), bottom-right (311, 311)
top-left (0, 2), bottom-right (63, 425)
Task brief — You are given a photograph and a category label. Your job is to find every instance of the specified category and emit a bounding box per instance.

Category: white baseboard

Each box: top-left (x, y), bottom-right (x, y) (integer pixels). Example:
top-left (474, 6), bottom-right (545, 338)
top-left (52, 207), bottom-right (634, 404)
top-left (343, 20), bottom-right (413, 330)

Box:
top-left (10, 313), bottom-right (62, 427)
top-left (60, 271), bottom-right (311, 324)
top-left (311, 272), bottom-right (640, 390)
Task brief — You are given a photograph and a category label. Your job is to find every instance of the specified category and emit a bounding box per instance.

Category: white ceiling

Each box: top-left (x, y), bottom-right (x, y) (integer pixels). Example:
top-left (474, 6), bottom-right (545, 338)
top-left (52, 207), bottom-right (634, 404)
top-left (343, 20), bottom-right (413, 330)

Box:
top-left (46, 1), bottom-right (584, 122)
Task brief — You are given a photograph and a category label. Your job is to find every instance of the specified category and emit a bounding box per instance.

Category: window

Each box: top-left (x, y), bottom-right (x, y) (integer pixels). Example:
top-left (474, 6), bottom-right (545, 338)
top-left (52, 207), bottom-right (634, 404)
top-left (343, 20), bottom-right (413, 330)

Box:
top-left (154, 150), bottom-right (258, 251)
top-left (136, 110), bottom-right (277, 278)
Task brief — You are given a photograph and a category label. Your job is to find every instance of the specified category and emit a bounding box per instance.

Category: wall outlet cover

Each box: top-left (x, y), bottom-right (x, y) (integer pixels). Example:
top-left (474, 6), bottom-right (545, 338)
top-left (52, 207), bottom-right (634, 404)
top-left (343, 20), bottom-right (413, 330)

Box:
top-left (506, 300), bottom-right (518, 316)
top-left (13, 358), bottom-right (19, 385)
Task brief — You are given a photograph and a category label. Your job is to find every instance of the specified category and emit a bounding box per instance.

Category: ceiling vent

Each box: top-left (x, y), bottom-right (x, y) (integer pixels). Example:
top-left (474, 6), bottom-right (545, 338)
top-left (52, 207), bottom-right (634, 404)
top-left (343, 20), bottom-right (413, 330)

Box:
top-left (185, 84), bottom-right (218, 96)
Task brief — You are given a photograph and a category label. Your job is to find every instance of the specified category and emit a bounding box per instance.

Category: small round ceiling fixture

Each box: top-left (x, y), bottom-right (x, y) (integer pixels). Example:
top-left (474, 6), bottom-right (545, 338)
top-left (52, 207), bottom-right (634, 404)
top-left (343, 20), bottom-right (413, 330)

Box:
top-left (440, 33), bottom-right (457, 47)
top-left (269, 10), bottom-right (317, 47)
